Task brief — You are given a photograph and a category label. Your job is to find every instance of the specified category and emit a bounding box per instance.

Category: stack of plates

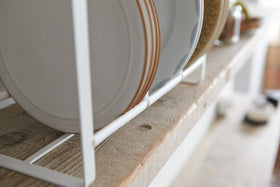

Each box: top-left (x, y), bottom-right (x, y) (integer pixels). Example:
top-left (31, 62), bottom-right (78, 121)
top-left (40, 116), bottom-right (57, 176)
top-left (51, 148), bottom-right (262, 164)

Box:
top-left (0, 0), bottom-right (221, 133)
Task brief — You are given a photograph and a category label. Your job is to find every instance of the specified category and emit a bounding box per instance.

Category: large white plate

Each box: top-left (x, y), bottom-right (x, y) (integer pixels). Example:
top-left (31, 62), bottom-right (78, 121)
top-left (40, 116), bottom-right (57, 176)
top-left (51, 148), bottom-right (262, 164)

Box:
top-left (0, 0), bottom-right (152, 132)
top-left (151, 0), bottom-right (204, 91)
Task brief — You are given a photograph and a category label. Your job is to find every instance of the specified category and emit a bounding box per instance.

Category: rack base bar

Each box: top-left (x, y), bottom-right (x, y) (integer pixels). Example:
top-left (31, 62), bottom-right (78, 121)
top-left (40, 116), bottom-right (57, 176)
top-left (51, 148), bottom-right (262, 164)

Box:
top-left (94, 100), bottom-right (148, 147)
top-left (24, 134), bottom-right (75, 164)
top-left (0, 155), bottom-right (83, 187)
top-left (0, 97), bottom-right (15, 110)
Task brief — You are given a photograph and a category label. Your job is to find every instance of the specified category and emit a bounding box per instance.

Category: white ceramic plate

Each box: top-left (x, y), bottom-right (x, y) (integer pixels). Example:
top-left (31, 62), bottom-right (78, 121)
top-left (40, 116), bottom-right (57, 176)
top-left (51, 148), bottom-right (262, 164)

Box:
top-left (150, 0), bottom-right (204, 91)
top-left (0, 0), bottom-right (153, 132)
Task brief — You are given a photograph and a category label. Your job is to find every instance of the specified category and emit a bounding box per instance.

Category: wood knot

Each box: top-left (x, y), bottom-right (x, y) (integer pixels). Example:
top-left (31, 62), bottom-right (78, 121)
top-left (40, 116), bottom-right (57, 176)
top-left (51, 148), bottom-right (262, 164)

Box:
top-left (140, 124), bottom-right (152, 131)
top-left (0, 131), bottom-right (27, 146)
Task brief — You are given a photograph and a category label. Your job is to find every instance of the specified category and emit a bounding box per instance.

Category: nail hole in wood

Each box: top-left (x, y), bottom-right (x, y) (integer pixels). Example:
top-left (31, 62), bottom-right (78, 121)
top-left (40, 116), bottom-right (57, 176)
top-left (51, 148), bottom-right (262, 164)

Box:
top-left (140, 124), bottom-right (152, 131)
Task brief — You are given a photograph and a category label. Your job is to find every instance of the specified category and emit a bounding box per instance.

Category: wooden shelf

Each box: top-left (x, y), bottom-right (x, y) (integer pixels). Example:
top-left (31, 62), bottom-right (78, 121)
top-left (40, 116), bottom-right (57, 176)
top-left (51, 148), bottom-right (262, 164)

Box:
top-left (171, 93), bottom-right (280, 187)
top-left (0, 6), bottom-right (276, 187)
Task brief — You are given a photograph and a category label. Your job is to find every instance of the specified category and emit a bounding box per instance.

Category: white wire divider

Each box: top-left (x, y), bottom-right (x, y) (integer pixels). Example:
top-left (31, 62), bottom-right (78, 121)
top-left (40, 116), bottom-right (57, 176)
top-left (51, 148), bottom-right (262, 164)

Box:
top-left (0, 0), bottom-right (207, 186)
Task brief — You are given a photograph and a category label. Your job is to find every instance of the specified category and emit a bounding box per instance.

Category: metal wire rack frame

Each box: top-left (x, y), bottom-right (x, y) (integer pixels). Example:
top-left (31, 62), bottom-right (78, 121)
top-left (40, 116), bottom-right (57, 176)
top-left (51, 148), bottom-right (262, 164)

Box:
top-left (0, 0), bottom-right (206, 186)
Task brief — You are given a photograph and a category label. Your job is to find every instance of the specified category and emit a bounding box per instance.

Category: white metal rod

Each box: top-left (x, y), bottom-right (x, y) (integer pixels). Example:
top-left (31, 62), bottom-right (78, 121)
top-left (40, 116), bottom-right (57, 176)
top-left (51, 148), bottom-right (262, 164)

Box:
top-left (182, 55), bottom-right (206, 79)
top-left (24, 134), bottom-right (74, 164)
top-left (0, 155), bottom-right (83, 187)
top-left (149, 75), bottom-right (182, 105)
top-left (71, 0), bottom-right (96, 186)
top-left (94, 100), bottom-right (148, 147)
top-left (0, 80), bottom-right (10, 101)
top-left (0, 97), bottom-right (15, 110)
top-left (201, 58), bottom-right (206, 81)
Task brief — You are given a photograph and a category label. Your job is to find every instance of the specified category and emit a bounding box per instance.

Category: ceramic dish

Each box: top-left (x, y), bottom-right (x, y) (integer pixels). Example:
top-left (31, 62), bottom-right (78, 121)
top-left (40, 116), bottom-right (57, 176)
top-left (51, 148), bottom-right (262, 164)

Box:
top-left (187, 0), bottom-right (230, 67)
top-left (0, 0), bottom-right (159, 132)
top-left (187, 0), bottom-right (225, 65)
top-left (150, 0), bottom-right (204, 92)
top-left (211, 0), bottom-right (230, 46)
top-left (215, 0), bottom-right (230, 42)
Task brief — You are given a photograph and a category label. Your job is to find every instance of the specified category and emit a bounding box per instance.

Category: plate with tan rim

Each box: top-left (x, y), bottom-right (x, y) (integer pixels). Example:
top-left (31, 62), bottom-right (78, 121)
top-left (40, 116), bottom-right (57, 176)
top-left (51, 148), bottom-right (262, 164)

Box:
top-left (212, 0), bottom-right (230, 45)
top-left (216, 0), bottom-right (230, 41)
top-left (185, 0), bottom-right (230, 67)
top-left (186, 0), bottom-right (225, 65)
top-left (126, 0), bottom-right (161, 110)
top-left (0, 0), bottom-right (157, 132)
top-left (139, 0), bottom-right (161, 102)
top-left (150, 0), bottom-right (204, 92)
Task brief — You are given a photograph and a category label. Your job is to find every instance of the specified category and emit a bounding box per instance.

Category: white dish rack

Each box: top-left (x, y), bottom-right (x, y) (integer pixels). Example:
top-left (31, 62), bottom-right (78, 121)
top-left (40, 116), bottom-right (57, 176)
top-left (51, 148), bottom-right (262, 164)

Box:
top-left (0, 0), bottom-right (206, 186)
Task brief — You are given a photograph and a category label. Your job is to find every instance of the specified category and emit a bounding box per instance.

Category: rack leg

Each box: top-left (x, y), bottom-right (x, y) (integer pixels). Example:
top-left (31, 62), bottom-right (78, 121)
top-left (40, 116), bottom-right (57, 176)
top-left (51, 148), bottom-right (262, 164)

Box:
top-left (182, 55), bottom-right (206, 84)
top-left (0, 97), bottom-right (15, 110)
top-left (72, 0), bottom-right (96, 186)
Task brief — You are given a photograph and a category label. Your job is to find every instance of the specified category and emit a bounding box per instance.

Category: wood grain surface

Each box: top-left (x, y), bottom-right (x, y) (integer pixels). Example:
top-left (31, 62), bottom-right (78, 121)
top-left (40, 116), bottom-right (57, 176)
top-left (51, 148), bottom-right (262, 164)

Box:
top-left (171, 94), bottom-right (280, 187)
top-left (0, 104), bottom-right (63, 187)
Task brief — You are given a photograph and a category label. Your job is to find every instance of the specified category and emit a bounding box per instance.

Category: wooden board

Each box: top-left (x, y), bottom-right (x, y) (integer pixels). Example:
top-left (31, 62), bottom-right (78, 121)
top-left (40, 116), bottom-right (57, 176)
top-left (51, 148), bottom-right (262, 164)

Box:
top-left (171, 94), bottom-right (280, 187)
top-left (0, 8), bottom-right (276, 187)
